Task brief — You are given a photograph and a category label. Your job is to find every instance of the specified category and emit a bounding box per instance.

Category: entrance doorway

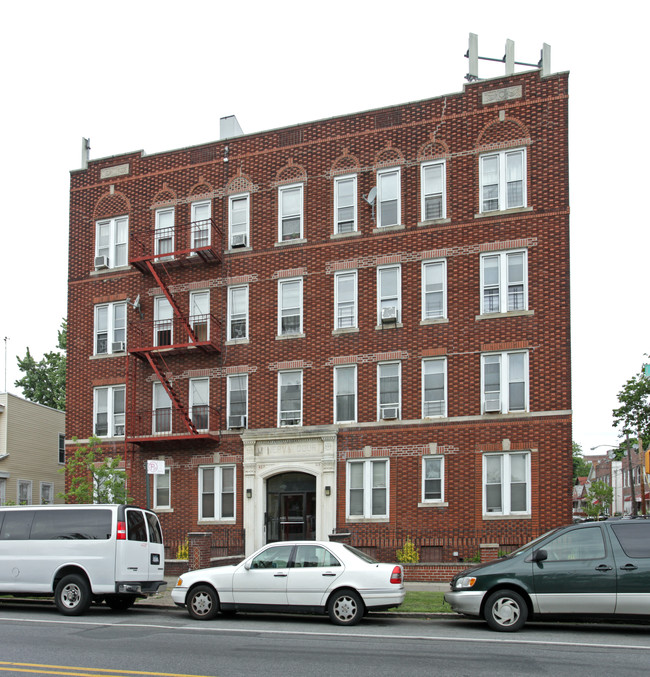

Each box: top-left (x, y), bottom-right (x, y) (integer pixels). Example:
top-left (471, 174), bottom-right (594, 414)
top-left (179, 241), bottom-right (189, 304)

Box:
top-left (266, 472), bottom-right (316, 543)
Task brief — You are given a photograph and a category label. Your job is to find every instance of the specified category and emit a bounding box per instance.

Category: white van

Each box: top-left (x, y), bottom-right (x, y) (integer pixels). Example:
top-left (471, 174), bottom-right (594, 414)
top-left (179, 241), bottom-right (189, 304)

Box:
top-left (0, 504), bottom-right (166, 615)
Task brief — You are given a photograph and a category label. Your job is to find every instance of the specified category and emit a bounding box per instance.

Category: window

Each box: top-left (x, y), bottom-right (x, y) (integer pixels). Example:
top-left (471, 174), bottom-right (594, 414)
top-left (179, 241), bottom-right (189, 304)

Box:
top-left (278, 370), bottom-right (302, 426)
top-left (229, 194), bottom-right (250, 248)
top-left (483, 452), bottom-right (530, 515)
top-left (334, 365), bottom-right (357, 423)
top-left (94, 385), bottom-right (125, 437)
top-left (95, 215), bottom-right (128, 269)
top-left (334, 271), bottom-right (358, 330)
top-left (228, 285), bottom-right (249, 340)
top-left (154, 469), bottom-right (171, 509)
top-left (155, 207), bottom-right (175, 258)
top-left (482, 351), bottom-right (528, 414)
top-left (189, 378), bottom-right (210, 431)
top-left (278, 278), bottom-right (303, 336)
top-left (94, 302), bottom-right (126, 354)
top-left (152, 382), bottom-right (172, 434)
top-left (0, 478), bottom-right (6, 506)
top-left (378, 362), bottom-right (400, 420)
top-left (611, 523), bottom-right (650, 557)
top-left (40, 483), bottom-right (54, 505)
top-left (421, 260), bottom-right (446, 320)
top-left (154, 297), bottom-right (173, 347)
top-left (377, 264), bottom-right (401, 324)
top-left (480, 250), bottom-right (527, 314)
top-left (421, 160), bottom-right (446, 220)
top-left (250, 544), bottom-right (293, 568)
top-left (347, 459), bottom-right (388, 518)
top-left (377, 168), bottom-right (400, 227)
top-left (199, 465), bottom-right (235, 520)
top-left (422, 456), bottom-right (444, 502)
top-left (293, 544), bottom-right (341, 568)
top-left (334, 174), bottom-right (357, 233)
top-left (278, 183), bottom-right (303, 241)
top-left (190, 290), bottom-right (210, 342)
top-left (480, 148), bottom-right (526, 213)
top-left (543, 527), bottom-right (606, 561)
top-left (422, 358), bottom-right (446, 417)
top-left (227, 374), bottom-right (248, 429)
top-left (191, 200), bottom-right (211, 251)
top-left (58, 433), bottom-right (65, 464)
top-left (18, 480), bottom-right (32, 505)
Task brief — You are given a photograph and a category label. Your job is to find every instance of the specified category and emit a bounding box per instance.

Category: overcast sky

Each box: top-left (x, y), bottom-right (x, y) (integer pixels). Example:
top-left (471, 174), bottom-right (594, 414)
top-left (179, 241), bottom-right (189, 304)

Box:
top-left (1, 0), bottom-right (647, 454)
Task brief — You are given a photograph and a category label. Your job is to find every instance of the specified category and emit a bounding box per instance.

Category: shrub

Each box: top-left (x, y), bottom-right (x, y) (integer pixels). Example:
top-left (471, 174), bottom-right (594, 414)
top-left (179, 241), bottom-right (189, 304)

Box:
top-left (396, 537), bottom-right (420, 564)
top-left (176, 539), bottom-right (189, 560)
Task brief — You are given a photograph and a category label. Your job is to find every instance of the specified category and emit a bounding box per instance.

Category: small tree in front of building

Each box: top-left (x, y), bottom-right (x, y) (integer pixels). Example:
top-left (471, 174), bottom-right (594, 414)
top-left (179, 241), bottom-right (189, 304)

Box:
top-left (582, 480), bottom-right (614, 520)
top-left (58, 437), bottom-right (131, 504)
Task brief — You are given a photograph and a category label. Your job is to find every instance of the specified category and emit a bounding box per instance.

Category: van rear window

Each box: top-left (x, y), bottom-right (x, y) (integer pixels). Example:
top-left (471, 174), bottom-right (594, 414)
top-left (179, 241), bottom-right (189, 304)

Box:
top-left (27, 509), bottom-right (112, 540)
top-left (611, 523), bottom-right (650, 558)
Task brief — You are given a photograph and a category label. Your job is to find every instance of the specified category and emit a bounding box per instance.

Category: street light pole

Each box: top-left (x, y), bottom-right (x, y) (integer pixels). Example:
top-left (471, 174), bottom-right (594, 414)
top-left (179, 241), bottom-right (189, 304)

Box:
top-left (624, 433), bottom-right (638, 516)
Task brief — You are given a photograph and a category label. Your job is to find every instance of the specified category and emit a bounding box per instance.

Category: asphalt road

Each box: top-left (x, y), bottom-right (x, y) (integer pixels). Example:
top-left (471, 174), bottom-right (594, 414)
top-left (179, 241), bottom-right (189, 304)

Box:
top-left (1, 601), bottom-right (650, 676)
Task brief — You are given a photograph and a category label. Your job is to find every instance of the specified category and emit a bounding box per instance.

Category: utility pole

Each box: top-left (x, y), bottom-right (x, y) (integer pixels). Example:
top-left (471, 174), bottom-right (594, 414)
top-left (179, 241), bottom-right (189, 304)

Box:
top-left (625, 433), bottom-right (638, 516)
top-left (639, 433), bottom-right (647, 515)
top-left (3, 336), bottom-right (7, 393)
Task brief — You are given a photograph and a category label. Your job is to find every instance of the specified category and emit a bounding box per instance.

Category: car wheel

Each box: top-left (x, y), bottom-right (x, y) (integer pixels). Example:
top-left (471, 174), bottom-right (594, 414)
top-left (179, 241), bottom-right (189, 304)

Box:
top-left (484, 589), bottom-right (528, 632)
top-left (187, 585), bottom-right (219, 620)
top-left (105, 595), bottom-right (137, 611)
top-left (55, 574), bottom-right (92, 616)
top-left (327, 590), bottom-right (364, 626)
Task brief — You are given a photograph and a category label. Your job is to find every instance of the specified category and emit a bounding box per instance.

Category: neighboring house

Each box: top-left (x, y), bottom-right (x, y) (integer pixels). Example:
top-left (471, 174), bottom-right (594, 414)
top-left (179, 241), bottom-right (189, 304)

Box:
top-left (0, 393), bottom-right (65, 505)
top-left (66, 51), bottom-right (572, 562)
top-left (572, 477), bottom-right (588, 518)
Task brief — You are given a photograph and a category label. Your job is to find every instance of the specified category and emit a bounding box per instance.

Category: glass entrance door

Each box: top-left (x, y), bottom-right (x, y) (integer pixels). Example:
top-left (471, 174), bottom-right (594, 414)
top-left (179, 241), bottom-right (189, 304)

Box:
top-left (266, 473), bottom-right (316, 543)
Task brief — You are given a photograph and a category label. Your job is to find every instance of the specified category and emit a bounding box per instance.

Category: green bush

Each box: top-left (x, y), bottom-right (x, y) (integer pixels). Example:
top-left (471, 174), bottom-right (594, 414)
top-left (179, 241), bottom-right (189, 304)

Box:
top-left (396, 537), bottom-right (420, 564)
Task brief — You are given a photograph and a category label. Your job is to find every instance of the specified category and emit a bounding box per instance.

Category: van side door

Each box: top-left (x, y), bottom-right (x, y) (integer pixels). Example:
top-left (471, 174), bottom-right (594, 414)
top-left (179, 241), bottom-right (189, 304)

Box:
top-left (118, 508), bottom-right (149, 583)
top-left (609, 522), bottom-right (650, 615)
top-left (145, 511), bottom-right (165, 580)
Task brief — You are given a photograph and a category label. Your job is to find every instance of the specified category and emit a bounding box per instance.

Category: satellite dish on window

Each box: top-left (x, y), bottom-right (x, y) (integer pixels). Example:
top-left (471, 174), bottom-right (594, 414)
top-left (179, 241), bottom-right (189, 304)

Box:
top-left (363, 186), bottom-right (377, 205)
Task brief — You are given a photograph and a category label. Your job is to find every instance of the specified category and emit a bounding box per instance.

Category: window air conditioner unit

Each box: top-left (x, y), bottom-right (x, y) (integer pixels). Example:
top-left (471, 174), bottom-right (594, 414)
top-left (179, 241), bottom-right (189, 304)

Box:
top-left (381, 306), bottom-right (398, 323)
top-left (111, 341), bottom-right (126, 353)
top-left (484, 395), bottom-right (501, 413)
top-left (95, 255), bottom-right (109, 269)
top-left (381, 406), bottom-right (399, 420)
top-left (231, 233), bottom-right (247, 248)
top-left (229, 415), bottom-right (247, 429)
top-left (114, 424), bottom-right (125, 437)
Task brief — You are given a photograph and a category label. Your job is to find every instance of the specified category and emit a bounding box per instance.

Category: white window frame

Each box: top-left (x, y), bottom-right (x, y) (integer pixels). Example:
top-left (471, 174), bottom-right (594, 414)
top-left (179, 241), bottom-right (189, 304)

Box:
top-left (199, 465), bottom-right (236, 521)
top-left (278, 278), bottom-right (303, 336)
top-left (18, 479), bottom-right (32, 505)
top-left (94, 385), bottom-right (125, 438)
top-left (189, 378), bottom-right (210, 432)
top-left (154, 296), bottom-right (173, 347)
top-left (190, 289), bottom-right (210, 342)
top-left (422, 455), bottom-right (444, 503)
top-left (40, 482), bottom-right (54, 505)
top-left (377, 167), bottom-right (401, 227)
top-left (479, 148), bottom-right (527, 213)
top-left (154, 468), bottom-right (171, 510)
top-left (346, 459), bottom-right (389, 519)
top-left (481, 350), bottom-right (529, 414)
top-left (278, 183), bottom-right (304, 242)
top-left (227, 374), bottom-right (248, 430)
top-left (278, 370), bottom-right (303, 427)
top-left (229, 193), bottom-right (250, 248)
top-left (421, 259), bottom-right (447, 321)
top-left (191, 200), bottom-right (212, 251)
top-left (152, 382), bottom-right (172, 434)
top-left (334, 174), bottom-right (357, 233)
top-left (377, 361), bottom-right (401, 420)
top-left (228, 285), bottom-right (249, 341)
top-left (480, 250), bottom-right (528, 314)
top-left (422, 358), bottom-right (447, 418)
top-left (377, 264), bottom-right (401, 324)
top-left (94, 302), bottom-right (127, 355)
top-left (483, 451), bottom-right (531, 516)
top-left (154, 207), bottom-right (175, 259)
top-left (420, 160), bottom-right (446, 221)
top-left (334, 365), bottom-right (357, 424)
top-left (95, 215), bottom-right (128, 269)
top-left (334, 270), bottom-right (358, 330)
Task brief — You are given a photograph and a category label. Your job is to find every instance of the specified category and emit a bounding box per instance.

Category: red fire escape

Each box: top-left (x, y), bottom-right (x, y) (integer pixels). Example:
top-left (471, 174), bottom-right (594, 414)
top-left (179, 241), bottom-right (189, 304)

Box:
top-left (126, 217), bottom-right (222, 444)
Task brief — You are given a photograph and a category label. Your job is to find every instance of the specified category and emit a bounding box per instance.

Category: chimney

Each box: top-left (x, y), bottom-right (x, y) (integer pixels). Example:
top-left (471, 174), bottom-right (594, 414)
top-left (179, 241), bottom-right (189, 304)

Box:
top-left (220, 115), bottom-right (243, 140)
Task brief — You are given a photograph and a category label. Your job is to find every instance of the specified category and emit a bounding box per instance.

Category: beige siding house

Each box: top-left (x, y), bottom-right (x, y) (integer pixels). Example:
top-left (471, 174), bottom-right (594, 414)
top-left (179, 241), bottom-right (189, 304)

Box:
top-left (0, 393), bottom-right (65, 505)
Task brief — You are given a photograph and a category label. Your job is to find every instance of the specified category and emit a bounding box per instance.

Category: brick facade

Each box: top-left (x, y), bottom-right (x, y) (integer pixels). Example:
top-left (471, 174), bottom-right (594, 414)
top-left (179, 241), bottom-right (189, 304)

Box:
top-left (67, 68), bottom-right (571, 568)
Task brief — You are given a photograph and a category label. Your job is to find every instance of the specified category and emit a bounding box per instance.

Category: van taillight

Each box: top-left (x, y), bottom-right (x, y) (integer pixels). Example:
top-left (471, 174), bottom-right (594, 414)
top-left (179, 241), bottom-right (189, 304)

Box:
top-left (117, 521), bottom-right (126, 540)
top-left (390, 566), bottom-right (403, 584)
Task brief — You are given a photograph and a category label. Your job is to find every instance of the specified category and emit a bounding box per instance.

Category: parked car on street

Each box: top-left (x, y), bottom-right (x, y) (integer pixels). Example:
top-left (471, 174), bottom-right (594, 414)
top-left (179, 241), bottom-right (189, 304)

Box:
top-left (172, 540), bottom-right (405, 625)
top-left (445, 518), bottom-right (650, 631)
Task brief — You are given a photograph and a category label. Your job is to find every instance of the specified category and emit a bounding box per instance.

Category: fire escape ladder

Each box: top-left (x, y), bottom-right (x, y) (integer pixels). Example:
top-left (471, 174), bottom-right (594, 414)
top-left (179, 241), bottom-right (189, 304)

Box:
top-left (145, 259), bottom-right (198, 343)
top-left (144, 352), bottom-right (198, 435)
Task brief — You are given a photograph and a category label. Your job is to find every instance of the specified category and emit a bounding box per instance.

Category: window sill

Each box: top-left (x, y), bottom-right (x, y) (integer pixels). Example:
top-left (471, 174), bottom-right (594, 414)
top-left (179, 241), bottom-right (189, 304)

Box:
top-left (90, 265), bottom-right (131, 277)
top-left (373, 224), bottom-right (404, 234)
top-left (275, 332), bottom-right (305, 341)
top-left (331, 230), bottom-right (361, 240)
top-left (90, 352), bottom-right (127, 360)
top-left (226, 245), bottom-right (252, 253)
top-left (225, 338), bottom-right (250, 346)
top-left (154, 507), bottom-right (174, 513)
top-left (482, 514), bottom-right (531, 521)
top-left (476, 310), bottom-right (534, 321)
top-left (420, 317), bottom-right (449, 326)
top-left (332, 327), bottom-right (359, 336)
top-left (418, 501), bottom-right (449, 508)
top-left (345, 517), bottom-right (390, 524)
top-left (474, 206), bottom-right (533, 219)
top-left (197, 518), bottom-right (236, 525)
top-left (375, 322), bottom-right (403, 331)
top-left (275, 238), bottom-right (306, 247)
top-left (417, 217), bottom-right (450, 227)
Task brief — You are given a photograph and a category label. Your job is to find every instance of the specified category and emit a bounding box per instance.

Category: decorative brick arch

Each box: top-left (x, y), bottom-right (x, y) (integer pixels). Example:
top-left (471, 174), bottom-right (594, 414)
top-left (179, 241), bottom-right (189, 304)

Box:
top-left (417, 139), bottom-right (449, 162)
top-left (374, 144), bottom-right (404, 168)
top-left (330, 150), bottom-right (360, 177)
top-left (274, 160), bottom-right (307, 186)
top-left (226, 172), bottom-right (257, 195)
top-left (477, 117), bottom-right (530, 150)
top-left (152, 183), bottom-right (178, 207)
top-left (92, 191), bottom-right (130, 220)
top-left (188, 179), bottom-right (214, 199)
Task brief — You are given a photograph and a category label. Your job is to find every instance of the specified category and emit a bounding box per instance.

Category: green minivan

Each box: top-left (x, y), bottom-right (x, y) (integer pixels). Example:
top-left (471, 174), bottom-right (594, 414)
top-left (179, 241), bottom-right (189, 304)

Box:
top-left (445, 518), bottom-right (650, 631)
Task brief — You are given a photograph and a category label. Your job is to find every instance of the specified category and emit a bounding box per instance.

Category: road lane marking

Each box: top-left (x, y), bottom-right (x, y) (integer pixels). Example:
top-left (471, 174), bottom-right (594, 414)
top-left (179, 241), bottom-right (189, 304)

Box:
top-left (0, 663), bottom-right (216, 677)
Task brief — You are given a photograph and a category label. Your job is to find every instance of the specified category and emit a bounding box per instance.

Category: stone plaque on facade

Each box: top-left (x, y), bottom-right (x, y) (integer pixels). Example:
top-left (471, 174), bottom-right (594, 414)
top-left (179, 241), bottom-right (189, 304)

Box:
top-left (100, 163), bottom-right (130, 179)
top-left (482, 85), bottom-right (522, 105)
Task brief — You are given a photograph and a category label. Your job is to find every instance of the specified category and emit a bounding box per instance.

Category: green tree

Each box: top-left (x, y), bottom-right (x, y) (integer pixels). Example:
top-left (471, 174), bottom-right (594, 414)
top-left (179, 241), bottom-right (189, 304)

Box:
top-left (58, 437), bottom-right (131, 504)
top-left (612, 365), bottom-right (650, 447)
top-left (15, 319), bottom-right (66, 410)
top-left (572, 441), bottom-right (591, 481)
top-left (582, 480), bottom-right (614, 520)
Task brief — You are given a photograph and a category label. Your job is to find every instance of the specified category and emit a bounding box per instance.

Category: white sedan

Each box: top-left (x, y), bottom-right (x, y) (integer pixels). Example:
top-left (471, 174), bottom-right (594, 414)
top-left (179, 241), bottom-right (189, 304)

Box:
top-left (171, 540), bottom-right (405, 625)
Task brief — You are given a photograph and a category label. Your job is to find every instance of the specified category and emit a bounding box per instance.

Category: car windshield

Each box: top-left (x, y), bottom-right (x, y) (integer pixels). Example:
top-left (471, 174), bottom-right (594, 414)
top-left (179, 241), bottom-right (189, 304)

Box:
top-left (508, 527), bottom-right (565, 557)
top-left (343, 544), bottom-right (378, 564)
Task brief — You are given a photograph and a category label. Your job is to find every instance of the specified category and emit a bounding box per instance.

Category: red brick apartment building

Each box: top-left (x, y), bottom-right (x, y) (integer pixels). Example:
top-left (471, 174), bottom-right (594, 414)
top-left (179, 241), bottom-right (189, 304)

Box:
top-left (67, 66), bottom-right (571, 565)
